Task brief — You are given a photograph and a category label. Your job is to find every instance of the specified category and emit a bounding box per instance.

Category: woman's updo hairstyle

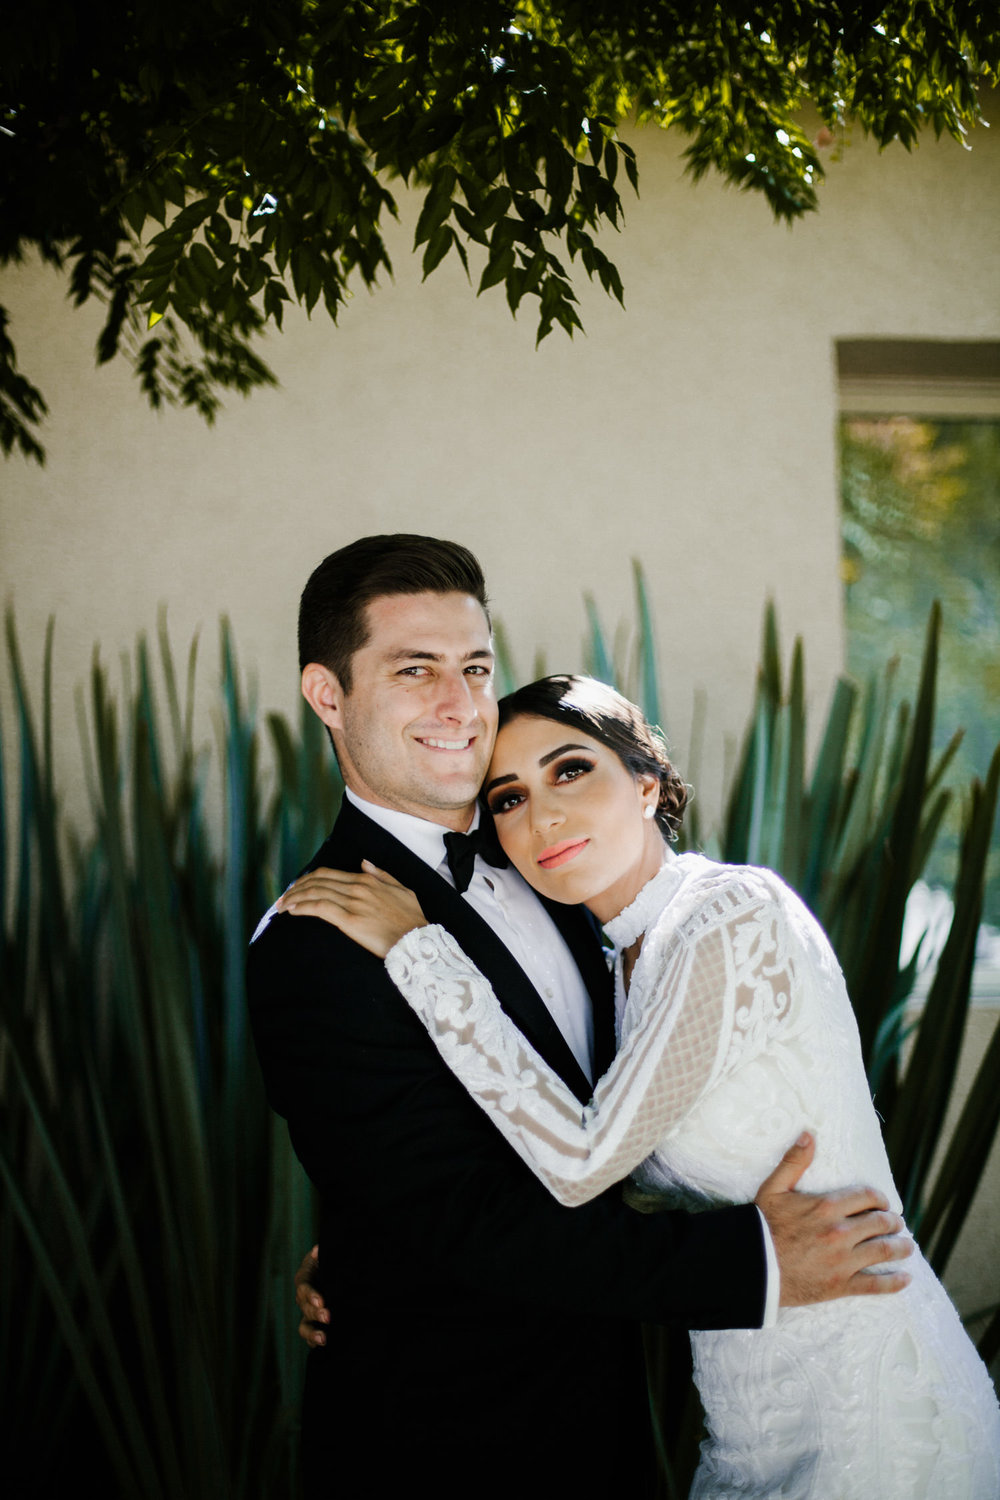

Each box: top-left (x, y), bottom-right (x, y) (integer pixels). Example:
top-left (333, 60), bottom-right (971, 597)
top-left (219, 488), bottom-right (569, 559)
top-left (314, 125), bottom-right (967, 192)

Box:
top-left (496, 675), bottom-right (688, 841)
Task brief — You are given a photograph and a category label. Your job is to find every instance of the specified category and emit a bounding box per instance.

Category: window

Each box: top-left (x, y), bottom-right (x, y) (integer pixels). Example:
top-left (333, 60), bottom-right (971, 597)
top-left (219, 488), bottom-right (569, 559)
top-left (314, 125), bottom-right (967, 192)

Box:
top-left (837, 340), bottom-right (1000, 927)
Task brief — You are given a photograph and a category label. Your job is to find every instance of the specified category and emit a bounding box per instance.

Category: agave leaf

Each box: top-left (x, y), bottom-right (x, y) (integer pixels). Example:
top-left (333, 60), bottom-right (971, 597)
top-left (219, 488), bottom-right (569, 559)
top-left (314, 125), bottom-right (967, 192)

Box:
top-left (0, 1142), bottom-right (150, 1497)
top-left (83, 1055), bottom-right (186, 1494)
top-left (976, 1302), bottom-right (1000, 1370)
top-left (491, 617), bottom-right (519, 695)
top-left (759, 600), bottom-right (783, 708)
top-left (920, 1003), bottom-right (1000, 1276)
top-left (926, 728), bottom-right (965, 800)
top-left (633, 561), bottom-right (662, 729)
top-left (0, 1035), bottom-right (165, 1495)
top-left (801, 676), bottom-right (856, 910)
top-left (887, 744), bottom-right (999, 1219)
top-left (779, 640), bottom-right (807, 882)
top-left (583, 593), bottom-right (615, 686)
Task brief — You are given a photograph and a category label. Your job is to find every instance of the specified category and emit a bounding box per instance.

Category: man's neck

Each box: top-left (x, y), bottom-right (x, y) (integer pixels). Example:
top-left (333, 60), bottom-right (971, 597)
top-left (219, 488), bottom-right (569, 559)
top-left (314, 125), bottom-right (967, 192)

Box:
top-left (344, 787), bottom-right (478, 835)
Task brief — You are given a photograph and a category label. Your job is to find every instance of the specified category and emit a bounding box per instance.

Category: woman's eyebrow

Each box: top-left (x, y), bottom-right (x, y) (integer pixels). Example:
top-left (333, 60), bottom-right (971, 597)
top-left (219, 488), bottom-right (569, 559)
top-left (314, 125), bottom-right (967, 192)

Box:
top-left (538, 742), bottom-right (590, 767)
top-left (484, 743), bottom-right (590, 797)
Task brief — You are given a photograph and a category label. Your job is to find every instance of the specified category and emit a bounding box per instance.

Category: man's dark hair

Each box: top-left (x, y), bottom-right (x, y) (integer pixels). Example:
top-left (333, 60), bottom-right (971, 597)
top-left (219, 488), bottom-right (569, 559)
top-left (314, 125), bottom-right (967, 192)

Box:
top-left (298, 534), bottom-right (490, 690)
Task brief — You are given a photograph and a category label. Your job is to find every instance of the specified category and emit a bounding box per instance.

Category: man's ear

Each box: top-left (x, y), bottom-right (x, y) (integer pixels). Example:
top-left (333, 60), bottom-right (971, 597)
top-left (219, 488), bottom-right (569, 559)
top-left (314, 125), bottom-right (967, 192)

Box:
top-left (301, 662), bottom-right (345, 732)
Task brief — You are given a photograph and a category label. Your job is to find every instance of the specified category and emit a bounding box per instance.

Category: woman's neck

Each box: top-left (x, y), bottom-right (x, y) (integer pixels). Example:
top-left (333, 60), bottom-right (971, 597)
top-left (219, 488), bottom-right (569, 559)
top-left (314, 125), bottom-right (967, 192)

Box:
top-left (584, 835), bottom-right (668, 928)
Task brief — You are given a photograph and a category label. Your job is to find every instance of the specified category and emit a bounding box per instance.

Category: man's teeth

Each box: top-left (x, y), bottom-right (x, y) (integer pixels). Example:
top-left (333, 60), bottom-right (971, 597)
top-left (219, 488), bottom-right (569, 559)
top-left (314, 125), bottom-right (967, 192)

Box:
top-left (420, 737), bottom-right (472, 750)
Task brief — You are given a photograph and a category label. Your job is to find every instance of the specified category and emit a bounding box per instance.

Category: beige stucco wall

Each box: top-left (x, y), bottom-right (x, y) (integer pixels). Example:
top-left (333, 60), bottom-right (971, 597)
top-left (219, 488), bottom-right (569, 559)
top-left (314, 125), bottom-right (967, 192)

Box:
top-left (3, 99), bottom-right (997, 818)
top-left (1, 98), bottom-right (997, 1339)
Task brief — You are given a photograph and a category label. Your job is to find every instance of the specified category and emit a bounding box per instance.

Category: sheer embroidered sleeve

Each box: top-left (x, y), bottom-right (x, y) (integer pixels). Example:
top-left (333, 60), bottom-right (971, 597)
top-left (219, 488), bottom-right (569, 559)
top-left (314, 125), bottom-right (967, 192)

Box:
top-left (384, 869), bottom-right (797, 1207)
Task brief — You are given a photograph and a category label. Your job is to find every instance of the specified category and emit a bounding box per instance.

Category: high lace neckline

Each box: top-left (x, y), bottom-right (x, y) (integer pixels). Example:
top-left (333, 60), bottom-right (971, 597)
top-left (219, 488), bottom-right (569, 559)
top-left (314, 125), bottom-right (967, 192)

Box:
top-left (603, 849), bottom-right (686, 948)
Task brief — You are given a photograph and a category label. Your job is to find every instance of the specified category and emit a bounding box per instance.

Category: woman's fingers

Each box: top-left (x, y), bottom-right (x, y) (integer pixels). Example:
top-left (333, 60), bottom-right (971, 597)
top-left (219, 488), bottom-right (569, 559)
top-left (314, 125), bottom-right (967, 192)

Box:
top-left (279, 868), bottom-right (366, 903)
top-left (360, 860), bottom-right (404, 887)
top-left (275, 864), bottom-right (428, 957)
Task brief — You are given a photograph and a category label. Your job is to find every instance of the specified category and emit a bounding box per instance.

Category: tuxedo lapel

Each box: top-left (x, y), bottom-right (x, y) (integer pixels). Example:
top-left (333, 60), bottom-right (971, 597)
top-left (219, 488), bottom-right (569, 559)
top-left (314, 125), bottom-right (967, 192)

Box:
top-left (317, 799), bottom-right (599, 1103)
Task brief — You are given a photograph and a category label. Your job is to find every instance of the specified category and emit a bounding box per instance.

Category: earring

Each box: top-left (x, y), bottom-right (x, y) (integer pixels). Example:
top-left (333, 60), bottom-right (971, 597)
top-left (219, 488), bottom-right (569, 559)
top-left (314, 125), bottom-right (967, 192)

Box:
top-left (643, 804), bottom-right (656, 820)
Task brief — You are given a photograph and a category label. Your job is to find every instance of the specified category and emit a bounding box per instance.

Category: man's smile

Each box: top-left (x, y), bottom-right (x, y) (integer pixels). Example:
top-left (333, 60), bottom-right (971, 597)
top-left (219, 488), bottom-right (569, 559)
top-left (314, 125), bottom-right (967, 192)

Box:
top-left (415, 735), bottom-right (477, 751)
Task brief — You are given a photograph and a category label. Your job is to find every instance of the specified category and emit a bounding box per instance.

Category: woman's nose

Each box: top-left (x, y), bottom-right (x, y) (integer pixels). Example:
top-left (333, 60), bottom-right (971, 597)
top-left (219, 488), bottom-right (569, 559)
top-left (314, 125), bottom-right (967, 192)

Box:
top-left (532, 792), bottom-right (564, 833)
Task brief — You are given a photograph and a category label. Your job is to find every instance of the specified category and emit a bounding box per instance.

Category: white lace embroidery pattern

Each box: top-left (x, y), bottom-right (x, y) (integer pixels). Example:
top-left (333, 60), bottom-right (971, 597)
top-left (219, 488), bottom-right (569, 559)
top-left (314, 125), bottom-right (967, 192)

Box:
top-left (385, 855), bottom-right (1000, 1498)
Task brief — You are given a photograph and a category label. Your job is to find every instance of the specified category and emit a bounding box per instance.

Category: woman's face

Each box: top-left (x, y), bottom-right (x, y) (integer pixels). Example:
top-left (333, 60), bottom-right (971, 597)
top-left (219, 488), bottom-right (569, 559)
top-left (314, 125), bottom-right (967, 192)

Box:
top-left (483, 714), bottom-right (666, 923)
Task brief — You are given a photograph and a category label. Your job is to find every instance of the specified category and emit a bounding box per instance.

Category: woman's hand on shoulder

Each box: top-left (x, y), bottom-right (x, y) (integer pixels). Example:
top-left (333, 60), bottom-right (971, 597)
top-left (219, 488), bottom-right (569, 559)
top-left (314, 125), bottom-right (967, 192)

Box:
top-left (276, 861), bottom-right (427, 958)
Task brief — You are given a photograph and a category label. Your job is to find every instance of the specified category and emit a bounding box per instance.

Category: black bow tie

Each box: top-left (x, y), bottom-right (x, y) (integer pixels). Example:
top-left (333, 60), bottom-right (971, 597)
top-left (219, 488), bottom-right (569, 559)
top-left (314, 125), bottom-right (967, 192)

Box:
top-left (443, 821), bottom-right (509, 893)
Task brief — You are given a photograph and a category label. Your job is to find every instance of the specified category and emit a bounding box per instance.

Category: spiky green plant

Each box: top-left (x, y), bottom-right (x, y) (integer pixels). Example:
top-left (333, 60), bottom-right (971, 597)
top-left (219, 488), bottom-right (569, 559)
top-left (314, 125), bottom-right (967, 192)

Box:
top-left (715, 601), bottom-right (1000, 1248)
top-left (2, 583), bottom-right (997, 1500)
top-left (0, 612), bottom-right (331, 1498)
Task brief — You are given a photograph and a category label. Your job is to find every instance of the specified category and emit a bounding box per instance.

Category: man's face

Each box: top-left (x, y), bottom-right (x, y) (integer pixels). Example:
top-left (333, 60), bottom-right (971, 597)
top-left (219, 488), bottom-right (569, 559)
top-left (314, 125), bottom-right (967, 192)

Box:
top-left (311, 591), bottom-right (497, 831)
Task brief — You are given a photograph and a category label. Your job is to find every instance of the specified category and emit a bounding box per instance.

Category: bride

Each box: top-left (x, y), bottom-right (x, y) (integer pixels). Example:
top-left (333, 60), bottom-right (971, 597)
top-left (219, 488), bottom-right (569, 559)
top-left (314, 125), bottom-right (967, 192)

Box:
top-left (280, 674), bottom-right (1000, 1498)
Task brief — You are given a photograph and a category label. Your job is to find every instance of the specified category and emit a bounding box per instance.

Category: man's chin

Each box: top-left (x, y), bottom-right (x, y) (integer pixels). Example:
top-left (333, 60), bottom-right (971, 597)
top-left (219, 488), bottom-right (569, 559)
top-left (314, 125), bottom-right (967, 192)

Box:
top-left (414, 770), bottom-right (489, 813)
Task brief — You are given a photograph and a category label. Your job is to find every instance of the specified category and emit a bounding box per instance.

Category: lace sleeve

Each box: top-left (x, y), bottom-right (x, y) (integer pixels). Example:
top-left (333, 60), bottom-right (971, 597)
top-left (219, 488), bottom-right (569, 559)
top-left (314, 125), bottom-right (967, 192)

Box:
top-left (385, 874), bottom-right (796, 1207)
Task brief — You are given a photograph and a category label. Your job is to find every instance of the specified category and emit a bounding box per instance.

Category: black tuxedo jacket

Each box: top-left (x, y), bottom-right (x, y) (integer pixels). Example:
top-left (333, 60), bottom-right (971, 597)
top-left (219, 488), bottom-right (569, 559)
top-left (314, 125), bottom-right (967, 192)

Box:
top-left (247, 798), bottom-right (767, 1497)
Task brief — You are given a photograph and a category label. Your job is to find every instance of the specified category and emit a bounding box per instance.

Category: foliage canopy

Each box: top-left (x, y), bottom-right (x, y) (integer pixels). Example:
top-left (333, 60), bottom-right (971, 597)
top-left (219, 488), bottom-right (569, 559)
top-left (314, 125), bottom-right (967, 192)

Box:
top-left (2, 0), bottom-right (997, 460)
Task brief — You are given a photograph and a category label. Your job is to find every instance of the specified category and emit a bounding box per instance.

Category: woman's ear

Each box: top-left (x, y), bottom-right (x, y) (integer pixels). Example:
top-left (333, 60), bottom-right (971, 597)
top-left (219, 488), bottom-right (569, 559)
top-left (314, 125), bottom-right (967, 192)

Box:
top-left (637, 772), bottom-right (660, 819)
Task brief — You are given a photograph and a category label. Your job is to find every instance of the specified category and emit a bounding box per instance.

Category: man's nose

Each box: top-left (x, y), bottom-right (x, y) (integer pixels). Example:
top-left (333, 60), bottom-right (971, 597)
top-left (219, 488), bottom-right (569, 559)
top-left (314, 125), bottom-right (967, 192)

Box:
top-left (435, 671), bottom-right (476, 721)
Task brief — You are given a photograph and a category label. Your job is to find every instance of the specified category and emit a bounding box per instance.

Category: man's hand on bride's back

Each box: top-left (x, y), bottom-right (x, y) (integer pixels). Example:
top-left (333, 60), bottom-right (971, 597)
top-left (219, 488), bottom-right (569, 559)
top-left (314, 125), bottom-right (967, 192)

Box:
top-left (277, 862), bottom-right (427, 958)
top-left (295, 1245), bottom-right (330, 1349)
top-left (755, 1132), bottom-right (913, 1307)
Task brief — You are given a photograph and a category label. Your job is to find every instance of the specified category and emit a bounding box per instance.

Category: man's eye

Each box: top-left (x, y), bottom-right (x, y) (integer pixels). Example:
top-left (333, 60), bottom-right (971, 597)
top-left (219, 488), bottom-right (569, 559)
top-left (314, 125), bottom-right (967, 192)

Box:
top-left (465, 664), bottom-right (492, 678)
top-left (488, 790), bottom-right (524, 815)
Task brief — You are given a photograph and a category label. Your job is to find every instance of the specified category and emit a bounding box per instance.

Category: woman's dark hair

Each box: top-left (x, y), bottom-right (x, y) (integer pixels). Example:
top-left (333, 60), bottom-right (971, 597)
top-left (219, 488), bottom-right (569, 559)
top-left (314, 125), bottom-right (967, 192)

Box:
top-left (497, 675), bottom-right (688, 840)
top-left (298, 534), bottom-right (490, 689)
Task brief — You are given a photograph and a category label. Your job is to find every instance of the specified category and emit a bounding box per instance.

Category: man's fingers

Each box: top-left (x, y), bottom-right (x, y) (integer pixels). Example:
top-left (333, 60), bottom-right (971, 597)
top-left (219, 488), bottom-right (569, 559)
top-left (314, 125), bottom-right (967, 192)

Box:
top-left (294, 1244), bottom-right (329, 1347)
top-left (844, 1222), bottom-right (912, 1270)
top-left (294, 1244), bottom-right (320, 1282)
top-left (294, 1246), bottom-right (323, 1303)
top-left (817, 1185), bottom-right (892, 1218)
top-left (848, 1209), bottom-right (905, 1246)
top-left (756, 1131), bottom-right (814, 1198)
top-left (295, 1280), bottom-right (331, 1320)
top-left (298, 1315), bottom-right (327, 1348)
top-left (849, 1268), bottom-right (912, 1295)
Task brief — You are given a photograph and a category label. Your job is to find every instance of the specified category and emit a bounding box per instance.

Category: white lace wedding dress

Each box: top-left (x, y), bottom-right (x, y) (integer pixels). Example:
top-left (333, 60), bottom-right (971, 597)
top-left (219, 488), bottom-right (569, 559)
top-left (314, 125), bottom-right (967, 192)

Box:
top-left (385, 852), bottom-right (1000, 1498)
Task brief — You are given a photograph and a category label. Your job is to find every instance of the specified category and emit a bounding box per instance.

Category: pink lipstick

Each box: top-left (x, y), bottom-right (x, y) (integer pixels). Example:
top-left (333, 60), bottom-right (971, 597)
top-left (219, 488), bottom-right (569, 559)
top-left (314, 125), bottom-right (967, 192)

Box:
top-left (537, 838), bottom-right (589, 870)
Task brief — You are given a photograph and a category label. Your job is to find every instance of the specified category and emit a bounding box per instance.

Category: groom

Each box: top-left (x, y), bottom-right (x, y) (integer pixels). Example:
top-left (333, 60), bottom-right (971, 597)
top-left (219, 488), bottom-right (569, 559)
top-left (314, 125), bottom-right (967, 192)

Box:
top-left (247, 534), bottom-right (910, 1499)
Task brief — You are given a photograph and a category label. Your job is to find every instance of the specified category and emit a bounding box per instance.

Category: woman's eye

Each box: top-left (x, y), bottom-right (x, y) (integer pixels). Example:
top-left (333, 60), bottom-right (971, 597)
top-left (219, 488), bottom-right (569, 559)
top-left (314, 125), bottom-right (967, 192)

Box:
top-left (554, 758), bottom-right (594, 783)
top-left (488, 790), bottom-right (524, 816)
